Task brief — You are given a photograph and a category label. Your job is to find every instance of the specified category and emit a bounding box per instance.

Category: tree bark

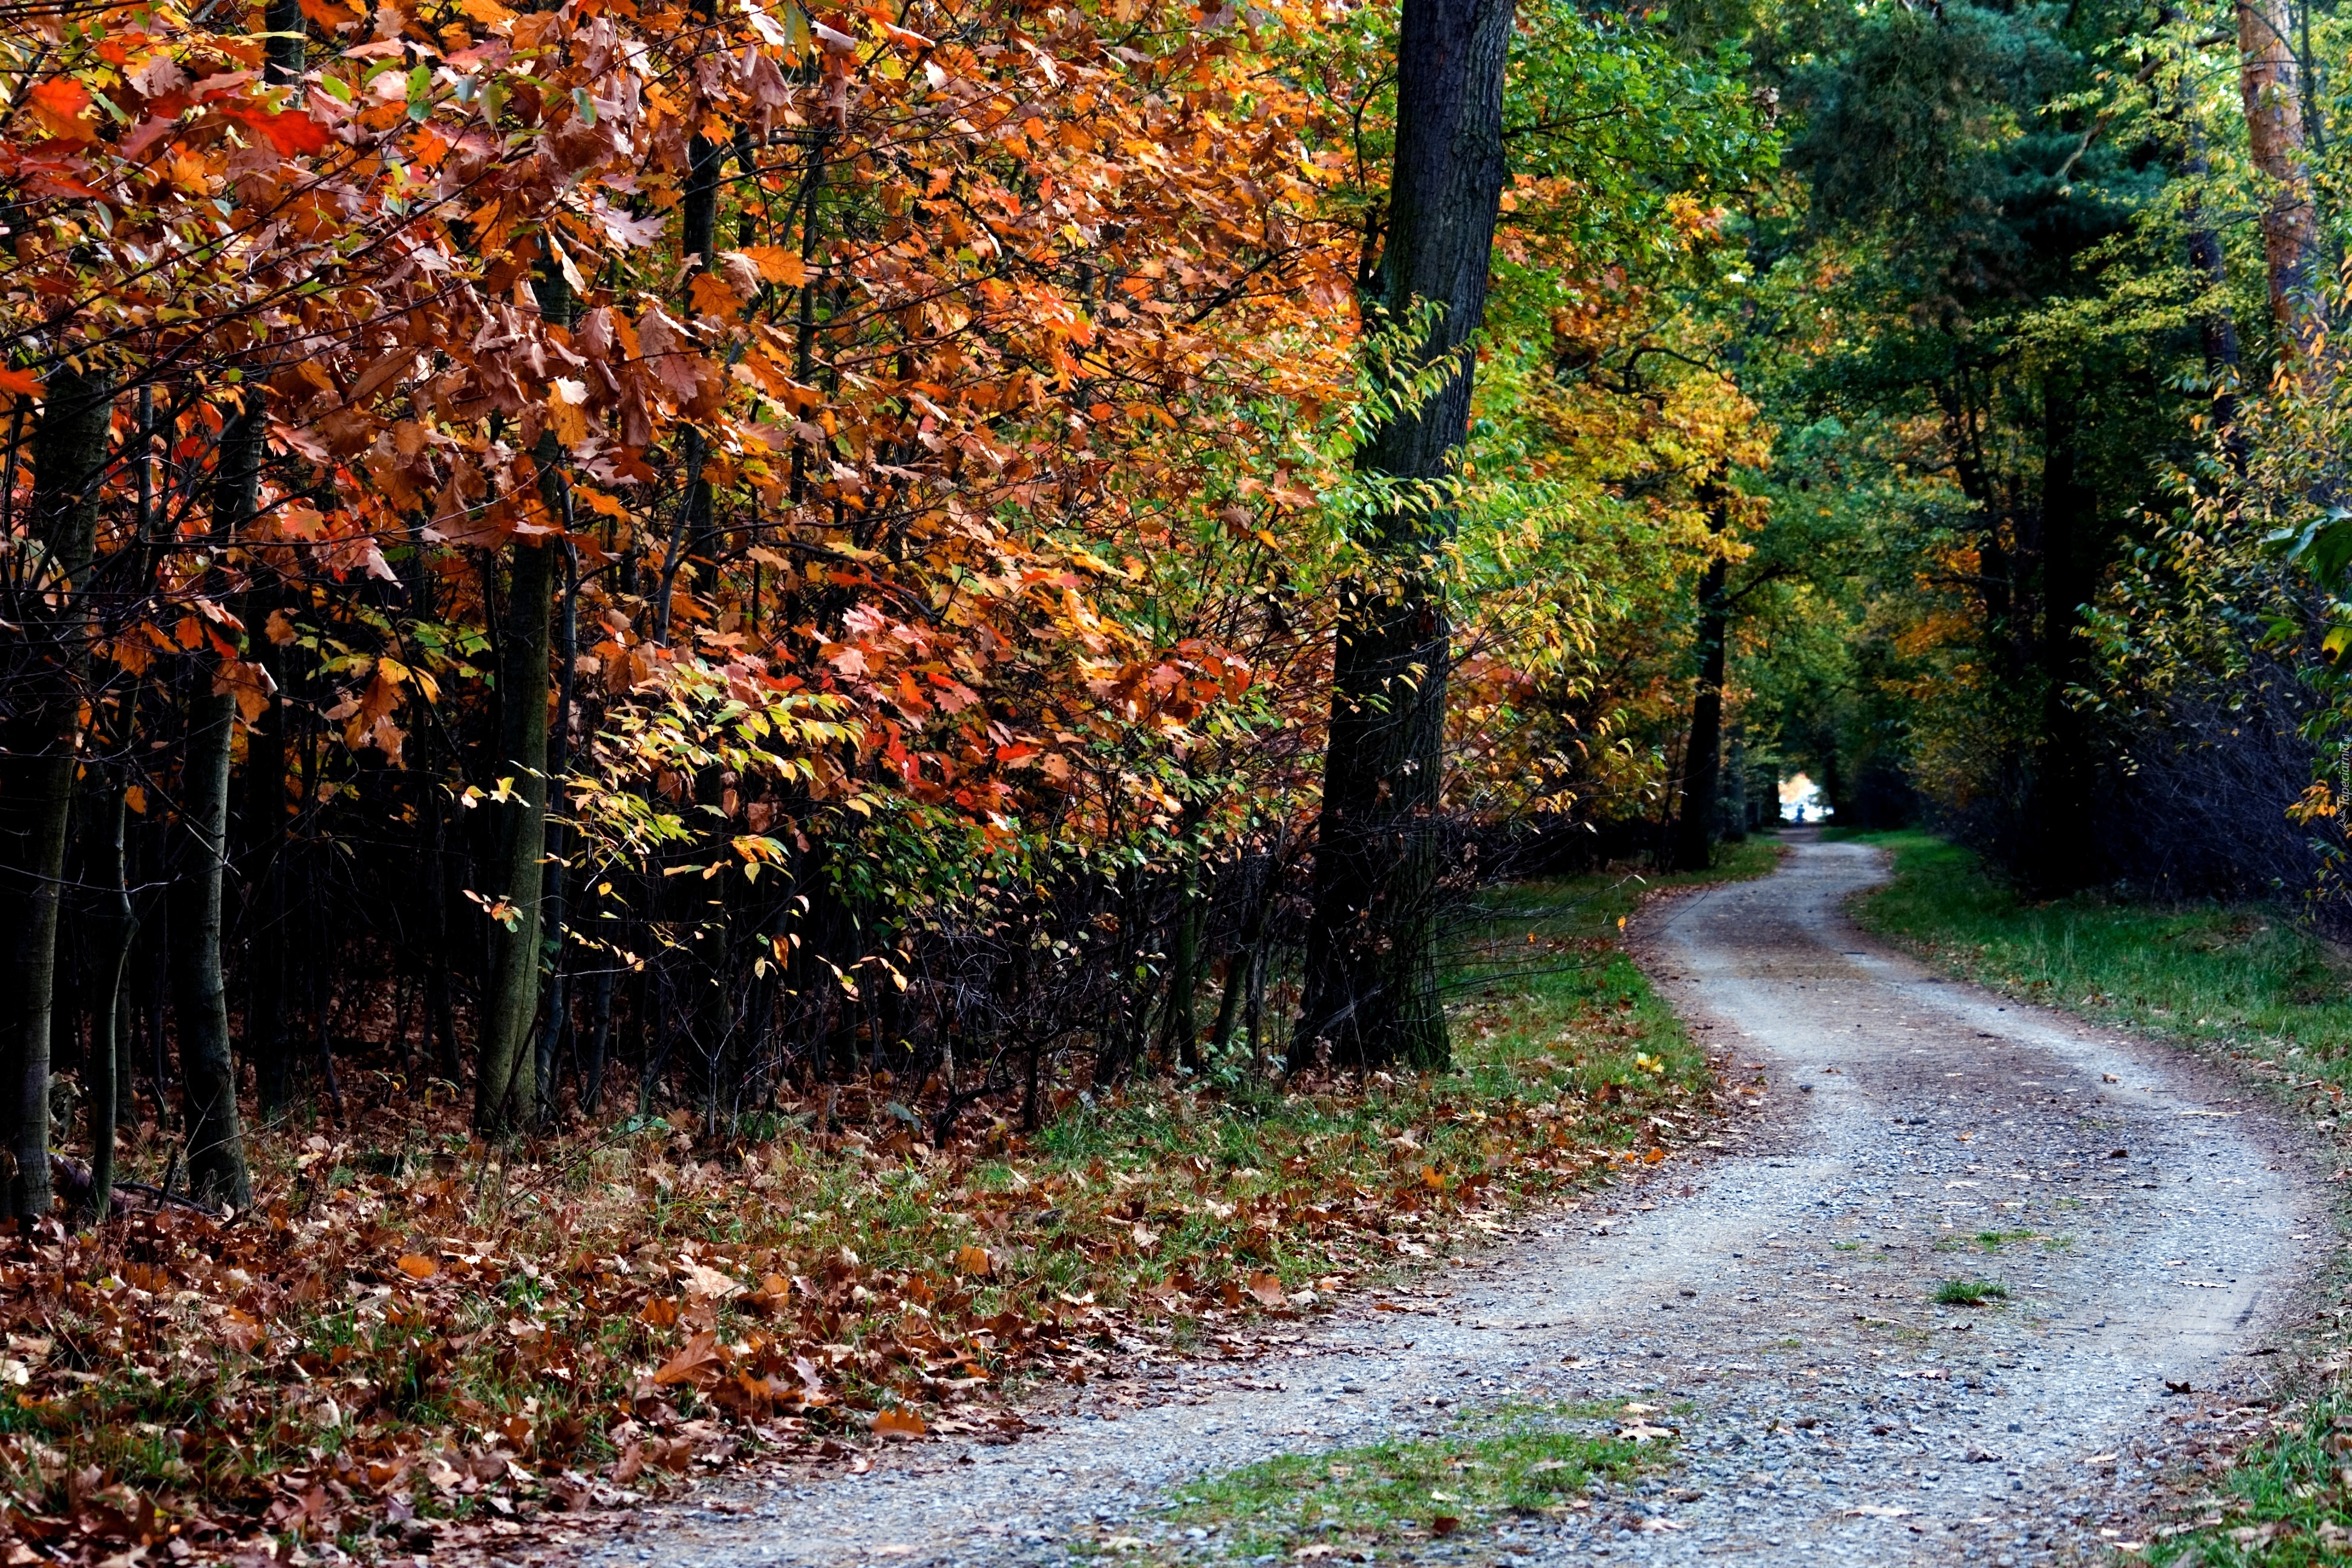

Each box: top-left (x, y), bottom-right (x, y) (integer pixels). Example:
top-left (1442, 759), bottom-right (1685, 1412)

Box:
top-left (2238, 0), bottom-right (2325, 361)
top-left (82, 769), bottom-right (132, 1224)
top-left (170, 396), bottom-right (259, 1214)
top-left (472, 494), bottom-right (557, 1132)
top-left (1294, 0), bottom-right (1517, 1074)
top-left (1671, 550), bottom-right (1731, 873)
top-left (0, 363), bottom-right (111, 1222)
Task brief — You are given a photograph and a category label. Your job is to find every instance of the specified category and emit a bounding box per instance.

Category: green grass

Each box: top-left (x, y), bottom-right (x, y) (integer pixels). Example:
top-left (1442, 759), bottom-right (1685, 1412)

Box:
top-left (2146, 1403), bottom-right (2352, 1566)
top-left (1933, 1278), bottom-right (2007, 1305)
top-left (1088, 1400), bottom-right (1668, 1562)
top-left (1845, 831), bottom-right (2352, 1081)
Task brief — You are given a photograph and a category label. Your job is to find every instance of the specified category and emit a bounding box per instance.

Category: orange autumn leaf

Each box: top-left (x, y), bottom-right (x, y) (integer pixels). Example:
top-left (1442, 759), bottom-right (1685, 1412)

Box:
top-left (26, 78), bottom-right (94, 140)
top-left (394, 1254), bottom-right (437, 1280)
top-left (737, 246), bottom-right (809, 287)
top-left (872, 1408), bottom-right (926, 1438)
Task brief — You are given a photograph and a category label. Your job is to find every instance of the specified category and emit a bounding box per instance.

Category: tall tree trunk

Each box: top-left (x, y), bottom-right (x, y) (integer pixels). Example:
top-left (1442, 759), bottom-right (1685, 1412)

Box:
top-left (1671, 550), bottom-right (1731, 873)
top-left (0, 363), bottom-right (111, 1222)
top-left (2238, 0), bottom-right (2325, 361)
top-left (1294, 0), bottom-right (1516, 1074)
top-left (169, 395), bottom-right (260, 1213)
top-left (472, 509), bottom-right (557, 1132)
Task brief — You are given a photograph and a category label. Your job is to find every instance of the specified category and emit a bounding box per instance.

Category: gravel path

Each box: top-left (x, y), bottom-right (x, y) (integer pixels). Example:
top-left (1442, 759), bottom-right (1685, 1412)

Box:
top-left (581, 836), bottom-right (2327, 1567)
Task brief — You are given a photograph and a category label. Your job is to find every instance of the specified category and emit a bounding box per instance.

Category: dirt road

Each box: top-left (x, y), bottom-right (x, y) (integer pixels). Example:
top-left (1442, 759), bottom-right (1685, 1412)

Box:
top-left (580, 835), bottom-right (2324, 1566)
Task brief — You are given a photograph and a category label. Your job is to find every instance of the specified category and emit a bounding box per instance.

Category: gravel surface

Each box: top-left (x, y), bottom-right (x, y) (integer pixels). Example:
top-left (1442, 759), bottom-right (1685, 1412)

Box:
top-left (578, 835), bottom-right (2327, 1567)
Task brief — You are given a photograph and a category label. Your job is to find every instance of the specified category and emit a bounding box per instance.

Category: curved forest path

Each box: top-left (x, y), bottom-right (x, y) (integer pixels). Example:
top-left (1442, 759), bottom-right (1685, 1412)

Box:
top-left (577, 835), bottom-right (2325, 1567)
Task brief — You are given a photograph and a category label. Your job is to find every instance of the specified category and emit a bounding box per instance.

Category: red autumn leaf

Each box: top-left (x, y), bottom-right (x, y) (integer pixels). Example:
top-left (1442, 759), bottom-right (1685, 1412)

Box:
top-left (25, 79), bottom-right (94, 140)
top-left (0, 368), bottom-right (41, 399)
top-left (221, 104), bottom-right (332, 156)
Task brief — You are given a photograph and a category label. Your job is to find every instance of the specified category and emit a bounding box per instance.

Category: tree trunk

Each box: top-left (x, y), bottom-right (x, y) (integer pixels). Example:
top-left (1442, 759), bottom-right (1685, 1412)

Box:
top-left (1671, 550), bottom-right (1731, 872)
top-left (1295, 0), bottom-right (1517, 1074)
top-left (263, 0), bottom-right (304, 80)
top-left (0, 363), bottom-right (111, 1222)
top-left (169, 396), bottom-right (258, 1214)
top-left (473, 509), bottom-right (557, 1132)
top-left (83, 769), bottom-right (133, 1224)
top-left (2238, 0), bottom-right (2325, 360)
top-left (533, 540), bottom-right (578, 1120)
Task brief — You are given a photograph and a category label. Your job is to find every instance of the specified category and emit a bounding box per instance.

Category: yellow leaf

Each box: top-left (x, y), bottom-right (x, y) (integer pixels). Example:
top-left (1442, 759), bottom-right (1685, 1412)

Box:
top-left (955, 1245), bottom-right (993, 1277)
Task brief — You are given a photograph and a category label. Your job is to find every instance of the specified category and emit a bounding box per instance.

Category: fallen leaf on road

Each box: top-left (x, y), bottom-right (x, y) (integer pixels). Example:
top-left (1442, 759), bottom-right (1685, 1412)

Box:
top-left (874, 1408), bottom-right (926, 1438)
top-left (1247, 1272), bottom-right (1287, 1307)
top-left (1846, 1505), bottom-right (1913, 1518)
top-left (1431, 1516), bottom-right (1461, 1537)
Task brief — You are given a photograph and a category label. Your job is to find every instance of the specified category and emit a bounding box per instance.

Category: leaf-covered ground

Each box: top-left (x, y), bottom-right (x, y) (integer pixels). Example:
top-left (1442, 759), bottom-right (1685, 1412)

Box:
top-left (0, 840), bottom-right (1778, 1564)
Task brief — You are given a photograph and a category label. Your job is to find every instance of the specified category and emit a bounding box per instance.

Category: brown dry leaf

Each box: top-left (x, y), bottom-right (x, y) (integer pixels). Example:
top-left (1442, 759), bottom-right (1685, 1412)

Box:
top-left (653, 1331), bottom-right (724, 1387)
top-left (1246, 1272), bottom-right (1286, 1307)
top-left (956, 1246), bottom-right (994, 1278)
top-left (679, 1261), bottom-right (743, 1299)
top-left (1431, 1515), bottom-right (1462, 1537)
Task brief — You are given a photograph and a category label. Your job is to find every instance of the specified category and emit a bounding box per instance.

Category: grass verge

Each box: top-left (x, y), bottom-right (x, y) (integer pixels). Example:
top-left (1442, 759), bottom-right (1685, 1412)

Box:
top-left (0, 838), bottom-right (1777, 1564)
top-left (1085, 1399), bottom-right (1674, 1563)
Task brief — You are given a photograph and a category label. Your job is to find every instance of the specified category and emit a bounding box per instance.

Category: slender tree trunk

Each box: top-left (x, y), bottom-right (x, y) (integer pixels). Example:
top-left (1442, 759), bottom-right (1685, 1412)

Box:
top-left (263, 0), bottom-right (304, 82)
top-left (1671, 550), bottom-right (1731, 873)
top-left (533, 540), bottom-right (579, 1119)
top-left (2238, 0), bottom-right (2325, 361)
top-left (170, 395), bottom-right (258, 1214)
top-left (1160, 872), bottom-right (1204, 1073)
top-left (0, 363), bottom-right (111, 1221)
top-left (472, 512), bottom-right (557, 1132)
top-left (83, 769), bottom-right (132, 1223)
top-left (1295, 0), bottom-right (1517, 1073)
top-left (1208, 853), bottom-right (1273, 1057)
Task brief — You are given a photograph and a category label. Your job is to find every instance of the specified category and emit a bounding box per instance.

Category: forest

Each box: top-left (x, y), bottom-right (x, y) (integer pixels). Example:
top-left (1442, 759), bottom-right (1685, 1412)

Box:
top-left (2, 0), bottom-right (2351, 1553)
